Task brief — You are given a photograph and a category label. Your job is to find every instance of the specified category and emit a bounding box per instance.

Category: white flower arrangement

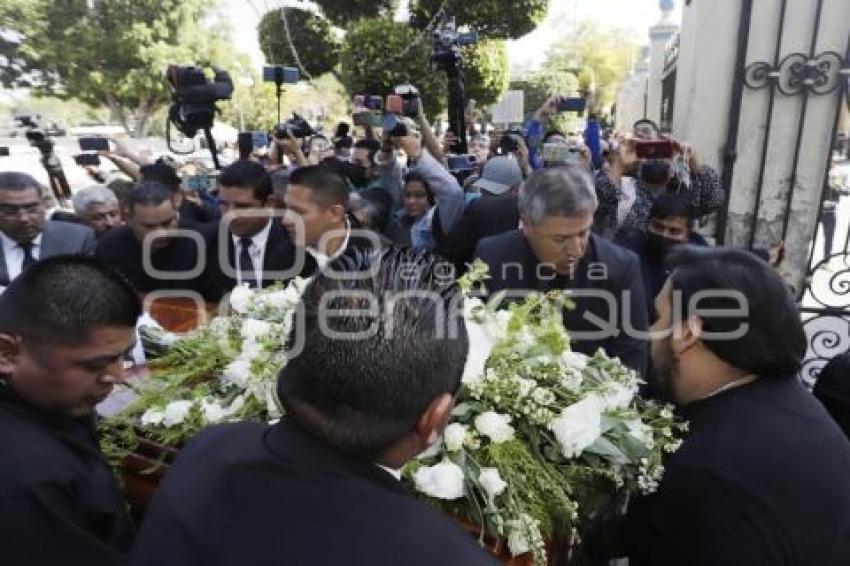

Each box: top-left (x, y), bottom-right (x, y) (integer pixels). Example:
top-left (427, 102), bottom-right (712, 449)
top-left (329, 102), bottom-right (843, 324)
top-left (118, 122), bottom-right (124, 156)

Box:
top-left (405, 263), bottom-right (688, 565)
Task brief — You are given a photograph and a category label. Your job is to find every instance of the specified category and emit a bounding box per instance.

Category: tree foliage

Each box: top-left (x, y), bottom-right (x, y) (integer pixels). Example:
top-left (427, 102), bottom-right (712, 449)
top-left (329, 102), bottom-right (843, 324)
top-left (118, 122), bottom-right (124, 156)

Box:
top-left (410, 0), bottom-right (548, 40)
top-left (460, 39), bottom-right (509, 108)
top-left (313, 0), bottom-right (396, 29)
top-left (0, 0), bottom-right (236, 137)
top-left (258, 7), bottom-right (340, 78)
top-left (339, 18), bottom-right (446, 117)
top-left (541, 22), bottom-right (638, 115)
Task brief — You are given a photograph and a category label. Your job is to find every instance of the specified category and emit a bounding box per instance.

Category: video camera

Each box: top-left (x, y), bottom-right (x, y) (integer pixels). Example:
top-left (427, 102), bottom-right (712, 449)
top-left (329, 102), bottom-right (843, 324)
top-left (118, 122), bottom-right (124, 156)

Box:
top-left (431, 17), bottom-right (478, 68)
top-left (273, 113), bottom-right (314, 140)
top-left (166, 64), bottom-right (234, 138)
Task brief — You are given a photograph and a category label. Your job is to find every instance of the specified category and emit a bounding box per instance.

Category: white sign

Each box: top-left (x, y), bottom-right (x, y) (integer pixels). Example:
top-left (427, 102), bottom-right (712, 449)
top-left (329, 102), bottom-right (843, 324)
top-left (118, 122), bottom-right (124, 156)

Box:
top-left (490, 90), bottom-right (525, 125)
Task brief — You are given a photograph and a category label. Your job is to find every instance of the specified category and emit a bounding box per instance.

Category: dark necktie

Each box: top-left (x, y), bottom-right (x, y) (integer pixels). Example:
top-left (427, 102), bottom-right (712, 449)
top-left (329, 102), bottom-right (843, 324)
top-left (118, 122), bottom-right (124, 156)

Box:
top-left (20, 242), bottom-right (36, 272)
top-left (239, 237), bottom-right (256, 288)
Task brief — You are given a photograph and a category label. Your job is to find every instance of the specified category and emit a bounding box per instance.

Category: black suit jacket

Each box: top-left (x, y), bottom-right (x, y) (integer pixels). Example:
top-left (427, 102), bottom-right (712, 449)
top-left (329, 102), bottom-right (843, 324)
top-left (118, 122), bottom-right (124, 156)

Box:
top-left (95, 226), bottom-right (205, 295)
top-left (0, 385), bottom-right (134, 566)
top-left (434, 194), bottom-right (519, 273)
top-left (200, 220), bottom-right (297, 302)
top-left (474, 230), bottom-right (648, 376)
top-left (627, 377), bottom-right (850, 565)
top-left (128, 418), bottom-right (497, 566)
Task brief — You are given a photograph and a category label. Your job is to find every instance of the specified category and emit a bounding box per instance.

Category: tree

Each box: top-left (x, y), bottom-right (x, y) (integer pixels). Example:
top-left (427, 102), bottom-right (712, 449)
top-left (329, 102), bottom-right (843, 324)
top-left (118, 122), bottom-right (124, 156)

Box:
top-left (258, 7), bottom-right (340, 78)
top-left (541, 22), bottom-right (639, 116)
top-left (460, 40), bottom-right (509, 108)
top-left (313, 0), bottom-right (395, 28)
top-left (0, 0), bottom-right (235, 138)
top-left (410, 0), bottom-right (548, 40)
top-left (339, 18), bottom-right (446, 117)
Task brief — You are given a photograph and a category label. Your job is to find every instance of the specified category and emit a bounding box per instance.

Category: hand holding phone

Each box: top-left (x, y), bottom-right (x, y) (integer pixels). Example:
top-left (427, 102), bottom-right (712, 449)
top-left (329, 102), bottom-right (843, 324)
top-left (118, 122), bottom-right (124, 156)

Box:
top-left (74, 153), bottom-right (101, 166)
top-left (78, 137), bottom-right (110, 152)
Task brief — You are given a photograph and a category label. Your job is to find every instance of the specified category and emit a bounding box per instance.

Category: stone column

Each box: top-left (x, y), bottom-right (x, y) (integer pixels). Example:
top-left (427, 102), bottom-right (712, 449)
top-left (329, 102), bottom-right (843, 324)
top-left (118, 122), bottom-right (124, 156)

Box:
top-left (646, 4), bottom-right (679, 126)
top-left (616, 47), bottom-right (651, 130)
top-left (671, 0), bottom-right (850, 292)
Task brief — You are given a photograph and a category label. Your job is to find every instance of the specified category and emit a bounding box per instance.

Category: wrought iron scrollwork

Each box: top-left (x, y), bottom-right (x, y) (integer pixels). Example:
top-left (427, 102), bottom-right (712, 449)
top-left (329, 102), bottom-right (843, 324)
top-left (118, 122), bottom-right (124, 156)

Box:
top-left (744, 51), bottom-right (846, 96)
top-left (799, 254), bottom-right (850, 387)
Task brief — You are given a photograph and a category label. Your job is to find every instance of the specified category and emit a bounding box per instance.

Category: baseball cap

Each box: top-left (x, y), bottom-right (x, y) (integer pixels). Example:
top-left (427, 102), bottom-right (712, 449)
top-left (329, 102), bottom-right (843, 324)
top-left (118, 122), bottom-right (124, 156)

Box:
top-left (473, 155), bottom-right (523, 196)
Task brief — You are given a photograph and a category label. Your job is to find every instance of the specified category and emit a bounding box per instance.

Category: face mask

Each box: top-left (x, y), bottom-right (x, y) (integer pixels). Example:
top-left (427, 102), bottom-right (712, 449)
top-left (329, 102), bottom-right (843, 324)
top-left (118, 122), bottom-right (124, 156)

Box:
top-left (639, 160), bottom-right (671, 187)
top-left (646, 231), bottom-right (680, 259)
top-left (348, 164), bottom-right (370, 187)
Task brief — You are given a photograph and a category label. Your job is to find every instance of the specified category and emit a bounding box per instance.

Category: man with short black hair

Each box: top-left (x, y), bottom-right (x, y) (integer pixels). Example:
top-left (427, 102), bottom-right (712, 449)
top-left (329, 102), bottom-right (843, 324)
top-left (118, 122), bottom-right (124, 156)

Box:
top-left (128, 248), bottom-right (496, 565)
top-left (628, 247), bottom-right (850, 565)
top-left (201, 160), bottom-right (295, 301)
top-left (140, 160), bottom-right (215, 226)
top-left (0, 255), bottom-right (141, 565)
top-left (96, 182), bottom-right (204, 294)
top-left (283, 164), bottom-right (376, 276)
top-left (0, 171), bottom-right (96, 289)
top-left (475, 165), bottom-right (648, 375)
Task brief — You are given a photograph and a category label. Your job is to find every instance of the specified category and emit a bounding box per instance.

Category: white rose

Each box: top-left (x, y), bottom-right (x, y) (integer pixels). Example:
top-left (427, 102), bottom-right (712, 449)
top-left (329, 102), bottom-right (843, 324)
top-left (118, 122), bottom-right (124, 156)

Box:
top-left (461, 318), bottom-right (498, 386)
top-left (561, 350), bottom-right (588, 371)
top-left (443, 423), bottom-right (467, 452)
top-left (599, 381), bottom-right (636, 411)
top-left (222, 359), bottom-right (251, 388)
top-left (413, 460), bottom-right (465, 500)
top-left (474, 411), bottom-right (515, 444)
top-left (478, 467), bottom-right (507, 499)
top-left (254, 290), bottom-right (287, 309)
top-left (229, 285), bottom-right (253, 314)
top-left (140, 408), bottom-right (165, 427)
top-left (162, 400), bottom-right (193, 427)
top-left (550, 396), bottom-right (603, 459)
top-left (201, 395), bottom-right (246, 424)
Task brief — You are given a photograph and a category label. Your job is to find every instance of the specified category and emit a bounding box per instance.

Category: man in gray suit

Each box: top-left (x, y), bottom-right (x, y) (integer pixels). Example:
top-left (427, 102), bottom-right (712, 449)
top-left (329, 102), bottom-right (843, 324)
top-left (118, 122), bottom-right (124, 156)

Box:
top-left (0, 172), bottom-right (96, 289)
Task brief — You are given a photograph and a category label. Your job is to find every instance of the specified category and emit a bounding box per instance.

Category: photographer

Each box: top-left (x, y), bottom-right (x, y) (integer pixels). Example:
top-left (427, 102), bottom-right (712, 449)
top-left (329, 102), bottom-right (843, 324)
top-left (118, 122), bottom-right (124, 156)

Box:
top-left (593, 130), bottom-right (724, 239)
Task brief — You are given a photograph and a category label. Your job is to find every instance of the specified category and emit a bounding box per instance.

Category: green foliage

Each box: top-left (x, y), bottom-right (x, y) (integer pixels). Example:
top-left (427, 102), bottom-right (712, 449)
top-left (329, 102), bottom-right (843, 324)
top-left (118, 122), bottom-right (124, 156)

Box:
top-left (460, 39), bottom-right (509, 108)
top-left (258, 7), bottom-right (340, 78)
top-left (541, 21), bottom-right (639, 116)
top-left (411, 0), bottom-right (548, 40)
top-left (339, 18), bottom-right (446, 117)
top-left (0, 0), bottom-right (239, 137)
top-left (313, 0), bottom-right (395, 28)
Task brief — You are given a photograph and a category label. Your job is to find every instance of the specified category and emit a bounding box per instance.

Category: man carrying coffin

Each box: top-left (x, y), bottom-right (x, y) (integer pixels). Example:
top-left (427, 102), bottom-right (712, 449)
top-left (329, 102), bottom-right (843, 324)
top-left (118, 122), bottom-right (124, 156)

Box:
top-left (474, 165), bottom-right (648, 376)
top-left (0, 256), bottom-right (141, 565)
top-left (129, 248), bottom-right (497, 565)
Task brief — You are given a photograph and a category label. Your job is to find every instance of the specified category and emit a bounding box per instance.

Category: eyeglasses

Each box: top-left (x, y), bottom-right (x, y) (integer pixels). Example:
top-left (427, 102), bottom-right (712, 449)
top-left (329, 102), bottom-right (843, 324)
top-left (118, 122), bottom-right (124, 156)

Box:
top-left (0, 203), bottom-right (44, 217)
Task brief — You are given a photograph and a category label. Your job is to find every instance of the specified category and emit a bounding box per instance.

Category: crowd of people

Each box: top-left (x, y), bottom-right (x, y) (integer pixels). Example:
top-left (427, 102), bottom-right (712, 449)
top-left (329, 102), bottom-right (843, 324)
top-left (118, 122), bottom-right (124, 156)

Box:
top-left (1, 90), bottom-right (849, 566)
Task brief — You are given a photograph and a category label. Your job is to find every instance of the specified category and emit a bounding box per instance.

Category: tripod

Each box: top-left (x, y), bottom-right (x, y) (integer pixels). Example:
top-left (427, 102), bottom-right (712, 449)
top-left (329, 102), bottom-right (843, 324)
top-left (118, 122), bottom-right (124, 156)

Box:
top-left (439, 47), bottom-right (469, 155)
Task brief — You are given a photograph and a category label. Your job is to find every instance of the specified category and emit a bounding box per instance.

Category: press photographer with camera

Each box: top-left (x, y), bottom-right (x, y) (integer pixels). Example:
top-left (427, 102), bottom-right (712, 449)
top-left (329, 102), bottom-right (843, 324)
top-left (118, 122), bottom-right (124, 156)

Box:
top-left (268, 114), bottom-right (312, 170)
top-left (593, 121), bottom-right (724, 240)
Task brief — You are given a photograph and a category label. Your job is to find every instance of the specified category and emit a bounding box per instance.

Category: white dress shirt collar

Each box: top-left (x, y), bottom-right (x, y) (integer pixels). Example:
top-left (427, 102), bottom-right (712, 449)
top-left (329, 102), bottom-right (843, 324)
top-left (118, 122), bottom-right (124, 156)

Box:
top-left (306, 218), bottom-right (351, 271)
top-left (1, 230), bottom-right (42, 284)
top-left (231, 219), bottom-right (273, 285)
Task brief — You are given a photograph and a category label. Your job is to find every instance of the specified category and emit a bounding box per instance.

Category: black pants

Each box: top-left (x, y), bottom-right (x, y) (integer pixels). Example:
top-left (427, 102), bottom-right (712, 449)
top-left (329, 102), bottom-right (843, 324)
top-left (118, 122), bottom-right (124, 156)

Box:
top-left (820, 209), bottom-right (836, 258)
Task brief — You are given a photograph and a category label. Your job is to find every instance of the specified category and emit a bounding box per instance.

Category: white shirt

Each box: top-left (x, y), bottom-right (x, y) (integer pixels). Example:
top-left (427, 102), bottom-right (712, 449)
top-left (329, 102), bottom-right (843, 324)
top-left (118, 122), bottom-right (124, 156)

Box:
top-left (375, 464), bottom-right (402, 481)
top-left (231, 219), bottom-right (272, 285)
top-left (1, 230), bottom-right (41, 284)
top-left (306, 219), bottom-right (351, 271)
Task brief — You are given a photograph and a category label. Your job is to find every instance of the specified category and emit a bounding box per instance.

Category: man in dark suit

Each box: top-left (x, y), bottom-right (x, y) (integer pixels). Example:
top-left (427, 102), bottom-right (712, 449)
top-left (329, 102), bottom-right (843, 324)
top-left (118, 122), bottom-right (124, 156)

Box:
top-left (200, 160), bottom-right (295, 302)
top-left (628, 247), bottom-right (850, 565)
top-left (475, 165), bottom-right (648, 376)
top-left (282, 164), bottom-right (380, 278)
top-left (128, 249), bottom-right (497, 566)
top-left (0, 172), bottom-right (96, 289)
top-left (96, 182), bottom-right (205, 295)
top-left (0, 256), bottom-right (141, 565)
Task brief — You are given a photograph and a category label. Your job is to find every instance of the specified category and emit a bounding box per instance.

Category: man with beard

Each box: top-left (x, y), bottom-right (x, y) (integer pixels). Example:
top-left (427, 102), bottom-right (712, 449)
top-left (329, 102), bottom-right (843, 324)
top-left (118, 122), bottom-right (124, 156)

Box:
top-left (0, 256), bottom-right (141, 565)
top-left (627, 247), bottom-right (850, 565)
